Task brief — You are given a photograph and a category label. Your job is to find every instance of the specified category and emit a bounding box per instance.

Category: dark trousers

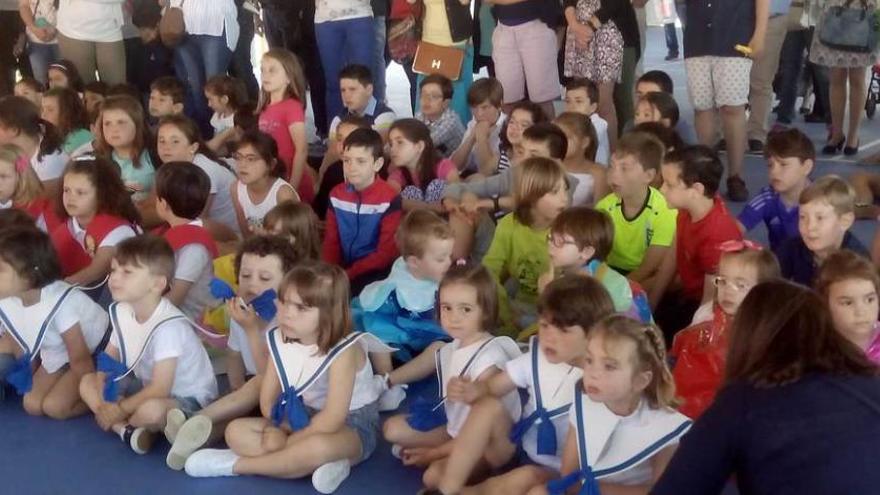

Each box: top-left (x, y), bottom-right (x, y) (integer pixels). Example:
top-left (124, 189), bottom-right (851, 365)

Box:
top-left (664, 23), bottom-right (679, 54)
top-left (775, 29), bottom-right (808, 124)
top-left (263, 1), bottom-right (329, 137)
top-left (0, 11), bottom-right (28, 96)
top-left (230, 2), bottom-right (259, 101)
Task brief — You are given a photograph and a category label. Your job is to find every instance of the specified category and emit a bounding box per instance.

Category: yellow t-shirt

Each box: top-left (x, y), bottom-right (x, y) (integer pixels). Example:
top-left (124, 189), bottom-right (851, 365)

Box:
top-left (422, 0), bottom-right (454, 46)
top-left (595, 187), bottom-right (677, 272)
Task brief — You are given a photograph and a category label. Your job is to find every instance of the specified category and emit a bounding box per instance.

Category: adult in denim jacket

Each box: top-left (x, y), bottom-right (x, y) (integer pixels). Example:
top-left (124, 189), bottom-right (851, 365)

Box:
top-left (652, 281), bottom-right (880, 495)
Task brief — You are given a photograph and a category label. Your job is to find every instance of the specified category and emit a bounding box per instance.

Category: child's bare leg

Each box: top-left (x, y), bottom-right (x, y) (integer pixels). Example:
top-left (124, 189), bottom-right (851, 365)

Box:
top-left (42, 369), bottom-right (90, 419)
top-left (234, 427), bottom-right (363, 478)
top-left (129, 398), bottom-right (180, 431)
top-left (388, 341), bottom-right (445, 387)
top-left (438, 397), bottom-right (516, 494)
top-left (225, 417), bottom-right (288, 457)
top-left (465, 465), bottom-right (556, 495)
top-left (79, 372), bottom-right (105, 413)
top-left (199, 375), bottom-right (262, 424)
top-left (383, 414), bottom-right (450, 448)
top-left (525, 483), bottom-right (551, 495)
top-left (371, 352), bottom-right (393, 376)
top-left (423, 457), bottom-right (450, 489)
top-left (23, 366), bottom-right (60, 416)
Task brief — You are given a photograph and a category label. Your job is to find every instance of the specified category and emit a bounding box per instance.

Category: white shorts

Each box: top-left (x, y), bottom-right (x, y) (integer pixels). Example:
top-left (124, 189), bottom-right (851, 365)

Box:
top-left (685, 56), bottom-right (753, 111)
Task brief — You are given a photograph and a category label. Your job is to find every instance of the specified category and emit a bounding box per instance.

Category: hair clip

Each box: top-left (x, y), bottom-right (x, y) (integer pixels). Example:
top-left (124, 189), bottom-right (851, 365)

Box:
top-left (72, 153), bottom-right (97, 162)
top-left (455, 258), bottom-right (467, 266)
top-left (48, 63), bottom-right (68, 74)
top-left (14, 155), bottom-right (28, 174)
top-left (718, 239), bottom-right (763, 253)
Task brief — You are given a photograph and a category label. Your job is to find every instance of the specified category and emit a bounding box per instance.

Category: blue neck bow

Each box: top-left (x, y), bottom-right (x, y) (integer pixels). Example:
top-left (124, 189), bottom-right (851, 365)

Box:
top-left (509, 407), bottom-right (560, 456)
top-left (96, 352), bottom-right (128, 402)
top-left (406, 396), bottom-right (448, 432)
top-left (6, 354), bottom-right (34, 395)
top-left (271, 387), bottom-right (310, 431)
top-left (547, 465), bottom-right (600, 495)
top-left (210, 278), bottom-right (277, 322)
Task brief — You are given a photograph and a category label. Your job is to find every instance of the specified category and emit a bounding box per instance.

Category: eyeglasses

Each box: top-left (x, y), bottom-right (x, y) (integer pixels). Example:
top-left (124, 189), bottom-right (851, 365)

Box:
top-left (546, 234), bottom-right (577, 249)
top-left (713, 276), bottom-right (753, 292)
top-left (232, 153), bottom-right (264, 164)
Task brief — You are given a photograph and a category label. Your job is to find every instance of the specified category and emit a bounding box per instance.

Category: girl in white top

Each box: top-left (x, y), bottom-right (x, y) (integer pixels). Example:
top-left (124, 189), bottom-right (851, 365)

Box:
top-left (185, 262), bottom-right (391, 495)
top-left (163, 235), bottom-right (298, 472)
top-left (536, 316), bottom-right (691, 495)
top-left (0, 95), bottom-right (68, 197)
top-left (0, 228), bottom-right (109, 419)
top-left (426, 276), bottom-right (615, 495)
top-left (204, 75), bottom-right (245, 155)
top-left (382, 264), bottom-right (522, 479)
top-left (231, 131), bottom-right (298, 236)
top-left (554, 112), bottom-right (608, 206)
top-left (156, 115), bottom-right (240, 236)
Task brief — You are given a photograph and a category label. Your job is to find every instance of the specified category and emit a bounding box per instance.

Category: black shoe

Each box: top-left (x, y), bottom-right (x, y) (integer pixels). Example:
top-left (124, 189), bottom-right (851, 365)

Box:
top-left (726, 176), bottom-right (749, 202)
top-left (844, 141), bottom-right (860, 156)
top-left (665, 52), bottom-right (679, 61)
top-left (805, 112), bottom-right (829, 124)
top-left (822, 137), bottom-right (846, 155)
top-left (746, 139), bottom-right (764, 155)
top-left (715, 140), bottom-right (726, 152)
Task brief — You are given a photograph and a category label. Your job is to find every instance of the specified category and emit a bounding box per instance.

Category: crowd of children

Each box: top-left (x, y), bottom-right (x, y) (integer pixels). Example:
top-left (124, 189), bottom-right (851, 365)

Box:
top-left (0, 41), bottom-right (878, 495)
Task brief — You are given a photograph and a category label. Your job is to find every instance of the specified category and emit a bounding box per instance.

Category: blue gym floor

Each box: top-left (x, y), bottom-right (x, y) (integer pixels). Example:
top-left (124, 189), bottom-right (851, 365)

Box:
top-left (2, 26), bottom-right (879, 495)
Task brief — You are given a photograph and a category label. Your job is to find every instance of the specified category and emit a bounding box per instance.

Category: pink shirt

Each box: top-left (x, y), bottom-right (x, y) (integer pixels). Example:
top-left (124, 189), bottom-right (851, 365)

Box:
top-left (866, 322), bottom-right (880, 364)
top-left (389, 158), bottom-right (456, 189)
top-left (259, 98), bottom-right (314, 202)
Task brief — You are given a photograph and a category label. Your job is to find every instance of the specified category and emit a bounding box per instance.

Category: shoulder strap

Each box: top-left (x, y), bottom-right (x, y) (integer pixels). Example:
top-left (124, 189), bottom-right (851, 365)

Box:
top-left (530, 336), bottom-right (545, 411)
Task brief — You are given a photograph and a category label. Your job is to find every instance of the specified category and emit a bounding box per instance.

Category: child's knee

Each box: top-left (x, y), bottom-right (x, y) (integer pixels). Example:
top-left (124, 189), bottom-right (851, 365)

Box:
top-left (42, 394), bottom-right (72, 420)
top-left (22, 392), bottom-right (45, 416)
top-left (79, 373), bottom-right (97, 396)
top-left (130, 399), bottom-right (169, 427)
top-left (382, 414), bottom-right (408, 443)
top-left (422, 462), bottom-right (443, 489)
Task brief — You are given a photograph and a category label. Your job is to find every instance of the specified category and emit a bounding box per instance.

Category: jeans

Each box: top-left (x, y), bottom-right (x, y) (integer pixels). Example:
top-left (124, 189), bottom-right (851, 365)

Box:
top-left (231, 4), bottom-right (259, 100)
top-left (776, 29), bottom-right (808, 124)
top-left (664, 23), bottom-right (679, 54)
top-left (264, 2), bottom-right (329, 136)
top-left (315, 16), bottom-right (375, 124)
top-left (373, 16), bottom-right (387, 102)
top-left (174, 33), bottom-right (232, 136)
top-left (28, 42), bottom-right (59, 85)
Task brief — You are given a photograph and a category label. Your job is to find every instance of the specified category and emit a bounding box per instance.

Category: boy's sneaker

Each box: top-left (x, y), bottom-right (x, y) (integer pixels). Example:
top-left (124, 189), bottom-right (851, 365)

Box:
top-left (127, 426), bottom-right (157, 455)
top-left (726, 176), bottom-right (750, 202)
top-left (167, 415), bottom-right (213, 471)
top-left (312, 459), bottom-right (351, 494)
top-left (185, 449), bottom-right (240, 478)
top-left (378, 383), bottom-right (408, 412)
top-left (746, 139), bottom-right (764, 155)
top-left (164, 408), bottom-right (186, 444)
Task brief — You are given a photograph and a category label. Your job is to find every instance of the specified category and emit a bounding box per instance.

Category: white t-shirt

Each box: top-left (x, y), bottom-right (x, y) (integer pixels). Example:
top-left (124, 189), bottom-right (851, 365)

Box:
top-left (56, 0), bottom-right (125, 43)
top-left (192, 154), bottom-right (239, 235)
top-left (173, 226), bottom-right (215, 320)
top-left (32, 148), bottom-right (69, 183)
top-left (69, 218), bottom-right (137, 250)
top-left (442, 338), bottom-right (522, 437)
top-left (460, 112), bottom-right (506, 173)
top-left (506, 349), bottom-right (582, 470)
top-left (210, 112), bottom-right (235, 136)
top-left (0, 282), bottom-right (108, 374)
top-left (25, 0), bottom-right (59, 44)
top-left (591, 113), bottom-right (610, 166)
top-left (227, 319), bottom-right (273, 376)
top-left (178, 0), bottom-right (240, 50)
top-left (131, 318), bottom-right (218, 407)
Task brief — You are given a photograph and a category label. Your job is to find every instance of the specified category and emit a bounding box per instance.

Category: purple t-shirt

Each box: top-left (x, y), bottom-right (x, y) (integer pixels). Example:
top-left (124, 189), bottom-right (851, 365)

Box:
top-left (737, 186), bottom-right (799, 253)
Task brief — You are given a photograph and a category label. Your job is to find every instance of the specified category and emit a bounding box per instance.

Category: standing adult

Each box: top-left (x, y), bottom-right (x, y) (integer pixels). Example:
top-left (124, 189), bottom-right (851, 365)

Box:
top-left (652, 281), bottom-right (880, 495)
top-left (492, 0), bottom-right (561, 119)
top-left (313, 0), bottom-right (375, 126)
top-left (172, 0), bottom-right (239, 136)
top-left (810, 0), bottom-right (878, 156)
top-left (56, 0), bottom-right (126, 85)
top-left (0, 0), bottom-right (28, 96)
top-left (415, 0), bottom-right (473, 123)
top-left (19, 0), bottom-right (60, 86)
top-left (745, 0), bottom-right (794, 154)
top-left (229, 0), bottom-right (258, 101)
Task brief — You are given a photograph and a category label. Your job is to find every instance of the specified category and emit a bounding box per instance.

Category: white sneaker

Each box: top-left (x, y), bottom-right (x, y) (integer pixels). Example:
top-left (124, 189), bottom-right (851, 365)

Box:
top-left (185, 449), bottom-right (240, 478)
top-left (129, 427), bottom-right (156, 455)
top-left (311, 459), bottom-right (351, 494)
top-left (164, 408), bottom-right (186, 444)
top-left (378, 384), bottom-right (407, 412)
top-left (167, 415), bottom-right (213, 471)
top-left (390, 444), bottom-right (403, 460)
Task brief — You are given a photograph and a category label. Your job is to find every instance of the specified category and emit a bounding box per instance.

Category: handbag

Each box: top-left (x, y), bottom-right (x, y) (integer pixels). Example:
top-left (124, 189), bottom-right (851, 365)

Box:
top-left (412, 42), bottom-right (465, 80)
top-left (388, 0), bottom-right (423, 64)
top-left (818, 0), bottom-right (878, 53)
top-left (159, 0), bottom-right (187, 48)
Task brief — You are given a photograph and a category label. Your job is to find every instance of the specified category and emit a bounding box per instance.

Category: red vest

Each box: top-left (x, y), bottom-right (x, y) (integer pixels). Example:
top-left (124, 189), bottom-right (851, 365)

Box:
top-left (50, 214), bottom-right (131, 276)
top-left (156, 223), bottom-right (219, 259)
top-left (19, 197), bottom-right (63, 234)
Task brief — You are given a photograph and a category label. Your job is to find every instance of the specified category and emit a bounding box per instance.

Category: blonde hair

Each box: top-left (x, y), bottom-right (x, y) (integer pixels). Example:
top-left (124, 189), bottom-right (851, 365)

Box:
top-left (589, 315), bottom-right (679, 409)
top-left (720, 248), bottom-right (781, 283)
top-left (277, 262), bottom-right (352, 354)
top-left (514, 157), bottom-right (568, 227)
top-left (0, 143), bottom-right (43, 206)
top-left (397, 209), bottom-right (453, 258)
top-left (263, 201), bottom-right (321, 262)
top-left (799, 175), bottom-right (855, 216)
top-left (258, 48), bottom-right (308, 113)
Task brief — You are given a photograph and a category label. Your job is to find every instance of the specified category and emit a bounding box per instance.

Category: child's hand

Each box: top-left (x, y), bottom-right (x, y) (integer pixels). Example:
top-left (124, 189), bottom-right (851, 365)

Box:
top-left (442, 197), bottom-right (461, 214)
top-left (447, 376), bottom-right (486, 404)
top-left (474, 120), bottom-right (494, 142)
top-left (96, 402), bottom-right (126, 431)
top-left (228, 298), bottom-right (263, 333)
top-left (459, 192), bottom-right (481, 216)
top-left (401, 446), bottom-right (439, 467)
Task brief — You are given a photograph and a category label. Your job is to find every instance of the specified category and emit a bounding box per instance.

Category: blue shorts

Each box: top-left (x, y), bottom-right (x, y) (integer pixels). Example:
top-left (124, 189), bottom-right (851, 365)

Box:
top-left (308, 401), bottom-right (379, 464)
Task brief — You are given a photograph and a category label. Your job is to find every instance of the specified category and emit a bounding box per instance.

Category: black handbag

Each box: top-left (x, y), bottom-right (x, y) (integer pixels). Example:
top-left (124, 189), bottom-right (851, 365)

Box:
top-left (818, 0), bottom-right (879, 53)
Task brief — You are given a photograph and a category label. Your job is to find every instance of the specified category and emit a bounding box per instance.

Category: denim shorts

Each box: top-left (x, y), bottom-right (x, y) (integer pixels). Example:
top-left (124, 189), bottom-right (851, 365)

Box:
top-left (308, 401), bottom-right (380, 464)
top-left (116, 376), bottom-right (202, 417)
